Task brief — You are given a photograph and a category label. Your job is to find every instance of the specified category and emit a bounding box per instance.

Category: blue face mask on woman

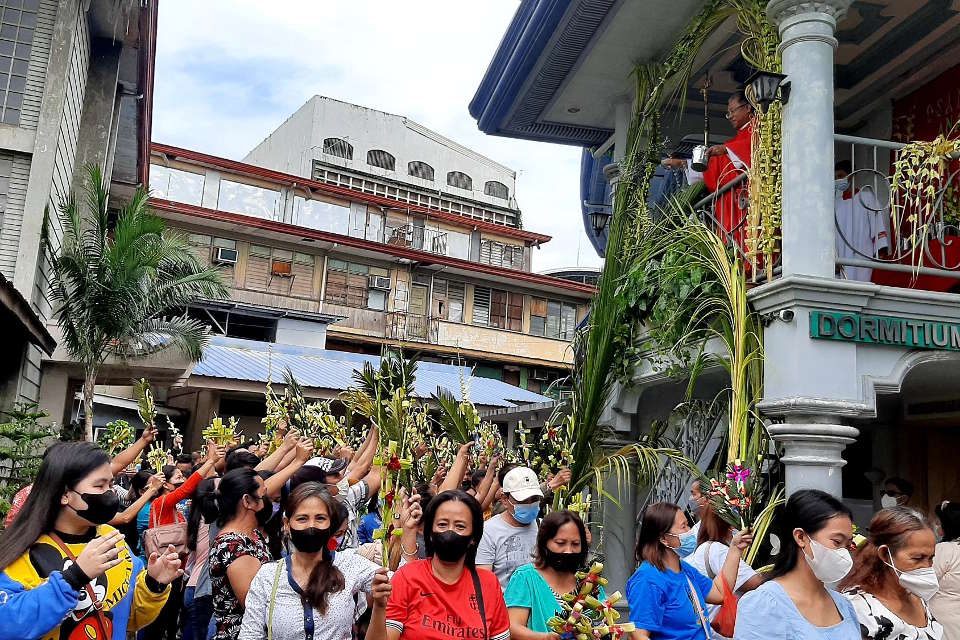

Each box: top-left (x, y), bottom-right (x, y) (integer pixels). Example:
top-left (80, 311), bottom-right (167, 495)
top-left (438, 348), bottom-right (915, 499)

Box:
top-left (667, 530), bottom-right (698, 558)
top-left (512, 501), bottom-right (540, 525)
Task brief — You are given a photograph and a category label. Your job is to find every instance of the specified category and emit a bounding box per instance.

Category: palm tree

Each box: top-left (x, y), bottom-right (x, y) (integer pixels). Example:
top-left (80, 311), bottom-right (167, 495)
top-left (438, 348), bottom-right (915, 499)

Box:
top-left (50, 166), bottom-right (229, 441)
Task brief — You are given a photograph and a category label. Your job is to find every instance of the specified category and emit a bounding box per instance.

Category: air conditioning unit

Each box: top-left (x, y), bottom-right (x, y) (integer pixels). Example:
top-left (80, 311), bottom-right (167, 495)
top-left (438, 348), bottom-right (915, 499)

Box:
top-left (213, 247), bottom-right (238, 264)
top-left (368, 275), bottom-right (391, 290)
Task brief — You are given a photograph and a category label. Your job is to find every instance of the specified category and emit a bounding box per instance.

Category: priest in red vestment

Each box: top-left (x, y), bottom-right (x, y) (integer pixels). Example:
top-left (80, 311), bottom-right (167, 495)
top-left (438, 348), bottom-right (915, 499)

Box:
top-left (664, 91), bottom-right (754, 251)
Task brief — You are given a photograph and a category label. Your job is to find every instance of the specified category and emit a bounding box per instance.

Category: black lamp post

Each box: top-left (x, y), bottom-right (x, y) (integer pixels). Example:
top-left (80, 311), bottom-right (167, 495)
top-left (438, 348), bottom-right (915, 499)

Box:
top-left (746, 70), bottom-right (790, 114)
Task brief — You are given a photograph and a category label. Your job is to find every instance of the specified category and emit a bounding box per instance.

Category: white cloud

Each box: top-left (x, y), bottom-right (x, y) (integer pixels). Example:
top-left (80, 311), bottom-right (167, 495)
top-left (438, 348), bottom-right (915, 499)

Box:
top-left (152, 0), bottom-right (604, 272)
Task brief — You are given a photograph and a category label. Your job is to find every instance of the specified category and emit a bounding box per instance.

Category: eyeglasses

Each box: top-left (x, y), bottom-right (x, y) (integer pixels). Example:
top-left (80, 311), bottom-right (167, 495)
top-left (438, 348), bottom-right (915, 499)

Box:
top-left (725, 103), bottom-right (749, 120)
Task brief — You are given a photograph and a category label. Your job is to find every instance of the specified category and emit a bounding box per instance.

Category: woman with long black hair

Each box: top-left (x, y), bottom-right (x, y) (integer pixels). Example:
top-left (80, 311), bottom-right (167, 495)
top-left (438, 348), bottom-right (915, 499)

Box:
top-left (734, 489), bottom-right (861, 640)
top-left (0, 441), bottom-right (183, 640)
top-left (209, 467), bottom-right (274, 640)
top-left (383, 490), bottom-right (510, 640)
top-left (238, 482), bottom-right (394, 640)
top-left (182, 478), bottom-right (218, 640)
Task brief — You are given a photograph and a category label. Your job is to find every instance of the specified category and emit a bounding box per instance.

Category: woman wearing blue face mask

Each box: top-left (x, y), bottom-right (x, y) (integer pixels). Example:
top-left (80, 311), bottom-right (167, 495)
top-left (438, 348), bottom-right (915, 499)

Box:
top-left (627, 501), bottom-right (751, 640)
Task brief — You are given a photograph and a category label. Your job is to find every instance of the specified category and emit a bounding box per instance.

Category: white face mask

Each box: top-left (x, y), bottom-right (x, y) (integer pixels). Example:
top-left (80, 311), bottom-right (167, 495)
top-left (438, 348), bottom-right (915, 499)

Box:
top-left (834, 178), bottom-right (849, 193)
top-left (803, 535), bottom-right (853, 584)
top-left (881, 495), bottom-right (899, 509)
top-left (883, 548), bottom-right (940, 601)
top-left (335, 477), bottom-right (350, 495)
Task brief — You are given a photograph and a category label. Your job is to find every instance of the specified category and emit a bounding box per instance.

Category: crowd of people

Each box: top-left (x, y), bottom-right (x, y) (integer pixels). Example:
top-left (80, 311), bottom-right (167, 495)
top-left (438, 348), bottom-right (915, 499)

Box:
top-left (1, 423), bottom-right (959, 640)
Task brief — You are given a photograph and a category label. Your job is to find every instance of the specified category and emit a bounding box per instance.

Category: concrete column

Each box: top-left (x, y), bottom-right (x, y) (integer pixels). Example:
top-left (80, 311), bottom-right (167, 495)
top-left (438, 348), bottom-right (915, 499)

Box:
top-left (767, 422), bottom-right (859, 496)
top-left (601, 464), bottom-right (637, 598)
top-left (767, 0), bottom-right (851, 278)
top-left (71, 39), bottom-right (122, 196)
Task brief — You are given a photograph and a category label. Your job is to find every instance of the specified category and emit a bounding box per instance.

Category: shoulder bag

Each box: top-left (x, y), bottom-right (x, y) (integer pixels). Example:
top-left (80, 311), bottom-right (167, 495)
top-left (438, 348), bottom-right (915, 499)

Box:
top-left (267, 559), bottom-right (284, 640)
top-left (469, 565), bottom-right (489, 640)
top-left (701, 542), bottom-right (738, 637)
top-left (143, 495), bottom-right (188, 557)
top-left (48, 531), bottom-right (115, 637)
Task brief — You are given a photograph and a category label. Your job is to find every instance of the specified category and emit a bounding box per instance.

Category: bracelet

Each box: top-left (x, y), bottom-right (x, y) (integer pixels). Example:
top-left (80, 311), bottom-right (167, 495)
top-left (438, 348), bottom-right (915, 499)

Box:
top-left (400, 541), bottom-right (419, 556)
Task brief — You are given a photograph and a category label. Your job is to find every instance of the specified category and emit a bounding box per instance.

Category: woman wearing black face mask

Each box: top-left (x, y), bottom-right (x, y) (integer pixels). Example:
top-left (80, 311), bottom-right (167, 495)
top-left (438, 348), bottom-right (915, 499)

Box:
top-left (381, 490), bottom-right (510, 640)
top-left (209, 468), bottom-right (274, 640)
top-left (0, 441), bottom-right (183, 640)
top-left (504, 510), bottom-right (594, 639)
top-left (237, 482), bottom-right (394, 640)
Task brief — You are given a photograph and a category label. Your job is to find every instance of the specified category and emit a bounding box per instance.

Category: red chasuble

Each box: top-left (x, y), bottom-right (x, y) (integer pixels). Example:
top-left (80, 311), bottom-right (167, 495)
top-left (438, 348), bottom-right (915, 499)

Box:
top-left (703, 123), bottom-right (753, 253)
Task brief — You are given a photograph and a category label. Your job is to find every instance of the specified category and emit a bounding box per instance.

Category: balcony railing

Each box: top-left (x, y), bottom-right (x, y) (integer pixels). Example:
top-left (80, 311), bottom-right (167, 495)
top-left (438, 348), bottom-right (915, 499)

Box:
top-left (385, 311), bottom-right (439, 343)
top-left (686, 133), bottom-right (960, 289)
top-left (834, 134), bottom-right (960, 284)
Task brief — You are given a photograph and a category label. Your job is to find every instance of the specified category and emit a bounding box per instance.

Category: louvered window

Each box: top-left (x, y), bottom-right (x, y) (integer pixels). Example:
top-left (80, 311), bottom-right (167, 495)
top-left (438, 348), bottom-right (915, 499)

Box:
top-left (323, 137), bottom-right (353, 160)
top-left (446, 171), bottom-right (473, 190)
top-left (408, 161), bottom-right (435, 181)
top-left (472, 286), bottom-right (490, 326)
top-left (484, 181), bottom-right (509, 199)
top-left (367, 149), bottom-right (395, 171)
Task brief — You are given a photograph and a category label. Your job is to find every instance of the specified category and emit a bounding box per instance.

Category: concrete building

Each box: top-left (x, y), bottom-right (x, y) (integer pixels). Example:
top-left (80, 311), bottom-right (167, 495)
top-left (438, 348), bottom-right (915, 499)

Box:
top-left (472, 0), bottom-right (960, 593)
top-left (0, 0), bottom-right (156, 408)
top-left (130, 96), bottom-right (593, 442)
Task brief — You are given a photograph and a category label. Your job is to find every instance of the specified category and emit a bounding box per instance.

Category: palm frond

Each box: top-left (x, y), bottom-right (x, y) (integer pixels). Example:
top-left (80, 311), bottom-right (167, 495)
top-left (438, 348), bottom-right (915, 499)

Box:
top-left (431, 389), bottom-right (473, 444)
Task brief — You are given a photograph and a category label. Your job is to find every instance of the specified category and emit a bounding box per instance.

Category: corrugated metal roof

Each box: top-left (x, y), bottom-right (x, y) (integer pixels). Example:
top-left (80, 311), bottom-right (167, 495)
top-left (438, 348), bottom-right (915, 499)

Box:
top-left (191, 336), bottom-right (552, 408)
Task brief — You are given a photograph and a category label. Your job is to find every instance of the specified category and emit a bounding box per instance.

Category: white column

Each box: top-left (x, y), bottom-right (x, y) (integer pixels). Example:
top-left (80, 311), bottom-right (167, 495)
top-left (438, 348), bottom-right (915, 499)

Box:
top-left (767, 422), bottom-right (859, 496)
top-left (767, 0), bottom-right (851, 278)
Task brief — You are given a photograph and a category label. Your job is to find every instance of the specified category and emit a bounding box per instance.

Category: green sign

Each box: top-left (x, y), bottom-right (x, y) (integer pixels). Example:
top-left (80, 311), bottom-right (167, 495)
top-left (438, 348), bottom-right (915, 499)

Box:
top-left (809, 310), bottom-right (960, 351)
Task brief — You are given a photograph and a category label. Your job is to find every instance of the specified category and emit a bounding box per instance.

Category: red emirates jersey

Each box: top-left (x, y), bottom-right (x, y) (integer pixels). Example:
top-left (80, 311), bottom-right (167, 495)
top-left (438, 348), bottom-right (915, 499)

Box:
top-left (386, 559), bottom-right (509, 640)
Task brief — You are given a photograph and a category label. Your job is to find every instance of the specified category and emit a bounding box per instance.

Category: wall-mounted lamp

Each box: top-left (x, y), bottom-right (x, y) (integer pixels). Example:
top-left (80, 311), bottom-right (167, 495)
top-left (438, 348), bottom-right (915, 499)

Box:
top-left (746, 70), bottom-right (790, 114)
top-left (588, 209), bottom-right (612, 235)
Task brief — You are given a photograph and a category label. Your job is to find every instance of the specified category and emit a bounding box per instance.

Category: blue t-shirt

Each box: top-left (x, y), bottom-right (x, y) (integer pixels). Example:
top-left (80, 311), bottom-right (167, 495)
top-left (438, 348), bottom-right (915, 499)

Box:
top-left (733, 580), bottom-right (860, 640)
top-left (357, 512), bottom-right (382, 545)
top-left (626, 560), bottom-right (714, 640)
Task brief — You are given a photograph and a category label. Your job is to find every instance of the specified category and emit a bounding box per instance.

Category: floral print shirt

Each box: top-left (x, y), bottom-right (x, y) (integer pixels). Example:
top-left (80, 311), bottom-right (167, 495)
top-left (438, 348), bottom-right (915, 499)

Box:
top-left (210, 530), bottom-right (272, 640)
top-left (845, 588), bottom-right (943, 640)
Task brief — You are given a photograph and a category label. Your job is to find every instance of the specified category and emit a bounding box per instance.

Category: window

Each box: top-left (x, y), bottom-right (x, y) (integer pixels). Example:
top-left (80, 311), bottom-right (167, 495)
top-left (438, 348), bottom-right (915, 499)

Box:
top-left (367, 149), bottom-right (395, 171)
top-left (472, 286), bottom-right (521, 331)
top-left (150, 164), bottom-right (205, 206)
top-left (446, 230), bottom-right (470, 260)
top-left (217, 179), bottom-right (281, 220)
top-left (323, 137), bottom-right (353, 160)
top-left (0, 1), bottom-right (36, 126)
top-left (245, 244), bottom-right (314, 298)
top-left (531, 297), bottom-right (578, 340)
top-left (325, 259), bottom-right (388, 310)
top-left (484, 181), bottom-right (509, 199)
top-left (408, 161), bottom-right (435, 181)
top-left (446, 171), bottom-right (473, 190)
top-left (293, 196), bottom-right (350, 235)
top-left (432, 278), bottom-right (465, 323)
top-left (479, 239), bottom-right (525, 269)
top-left (185, 233), bottom-right (236, 272)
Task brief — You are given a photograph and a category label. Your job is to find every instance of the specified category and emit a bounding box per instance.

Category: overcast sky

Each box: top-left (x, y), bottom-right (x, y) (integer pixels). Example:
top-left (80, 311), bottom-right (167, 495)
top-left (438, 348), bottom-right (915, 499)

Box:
top-left (152, 1), bottom-right (604, 272)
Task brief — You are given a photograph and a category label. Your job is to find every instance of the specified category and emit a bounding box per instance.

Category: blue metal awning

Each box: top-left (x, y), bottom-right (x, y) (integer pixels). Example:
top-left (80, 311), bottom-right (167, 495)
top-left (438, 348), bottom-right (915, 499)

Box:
top-left (191, 336), bottom-right (552, 409)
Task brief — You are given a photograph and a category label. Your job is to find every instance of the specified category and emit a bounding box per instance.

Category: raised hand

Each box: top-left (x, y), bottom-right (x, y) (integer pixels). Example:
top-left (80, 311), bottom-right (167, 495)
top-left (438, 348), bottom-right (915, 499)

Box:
top-left (74, 530), bottom-right (123, 579)
top-left (730, 528), bottom-right (754, 552)
top-left (370, 568), bottom-right (392, 608)
top-left (295, 437), bottom-right (314, 462)
top-left (399, 492), bottom-right (422, 531)
top-left (146, 474), bottom-right (164, 495)
top-left (140, 425), bottom-right (158, 444)
top-left (549, 467), bottom-right (572, 490)
top-left (146, 544), bottom-right (183, 585)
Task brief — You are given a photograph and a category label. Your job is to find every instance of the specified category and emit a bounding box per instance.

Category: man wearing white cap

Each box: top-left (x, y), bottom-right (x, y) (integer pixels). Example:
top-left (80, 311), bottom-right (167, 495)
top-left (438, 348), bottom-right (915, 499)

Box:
top-left (476, 466), bottom-right (543, 589)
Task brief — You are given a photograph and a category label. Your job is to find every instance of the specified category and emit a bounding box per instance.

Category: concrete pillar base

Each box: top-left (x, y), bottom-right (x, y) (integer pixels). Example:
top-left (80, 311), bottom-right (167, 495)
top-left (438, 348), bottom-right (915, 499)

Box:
top-left (768, 422), bottom-right (859, 496)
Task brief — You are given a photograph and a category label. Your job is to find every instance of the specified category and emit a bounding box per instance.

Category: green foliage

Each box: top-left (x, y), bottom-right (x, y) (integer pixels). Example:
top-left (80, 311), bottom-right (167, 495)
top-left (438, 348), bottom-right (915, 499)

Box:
top-left (97, 419), bottom-right (134, 456)
top-left (50, 165), bottom-right (229, 438)
top-left (0, 403), bottom-right (56, 523)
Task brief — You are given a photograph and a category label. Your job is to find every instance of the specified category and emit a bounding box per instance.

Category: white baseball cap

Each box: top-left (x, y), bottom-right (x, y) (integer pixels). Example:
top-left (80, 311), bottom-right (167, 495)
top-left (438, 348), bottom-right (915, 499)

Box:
top-left (502, 467), bottom-right (543, 502)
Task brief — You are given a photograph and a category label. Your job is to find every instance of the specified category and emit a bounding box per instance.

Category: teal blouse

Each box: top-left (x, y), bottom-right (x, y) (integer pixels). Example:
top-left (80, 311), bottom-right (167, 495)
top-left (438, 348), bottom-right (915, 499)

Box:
top-left (504, 563), bottom-right (606, 633)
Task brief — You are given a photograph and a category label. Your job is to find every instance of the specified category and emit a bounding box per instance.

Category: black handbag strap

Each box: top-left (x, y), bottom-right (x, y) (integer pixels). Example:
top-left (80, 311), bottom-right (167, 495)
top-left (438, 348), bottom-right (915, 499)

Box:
top-left (469, 566), bottom-right (488, 640)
